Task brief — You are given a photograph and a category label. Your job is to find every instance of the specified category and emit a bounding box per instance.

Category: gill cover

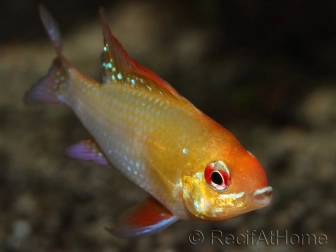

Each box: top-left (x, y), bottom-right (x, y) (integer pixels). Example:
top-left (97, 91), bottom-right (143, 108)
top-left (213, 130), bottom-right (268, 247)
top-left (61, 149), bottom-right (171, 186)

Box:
top-left (182, 148), bottom-right (272, 220)
top-left (182, 160), bottom-right (247, 220)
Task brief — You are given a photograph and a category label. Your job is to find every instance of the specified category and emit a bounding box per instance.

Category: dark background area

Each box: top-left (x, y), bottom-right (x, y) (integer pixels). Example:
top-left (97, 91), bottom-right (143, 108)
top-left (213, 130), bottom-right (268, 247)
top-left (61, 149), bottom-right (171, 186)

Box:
top-left (0, 0), bottom-right (335, 251)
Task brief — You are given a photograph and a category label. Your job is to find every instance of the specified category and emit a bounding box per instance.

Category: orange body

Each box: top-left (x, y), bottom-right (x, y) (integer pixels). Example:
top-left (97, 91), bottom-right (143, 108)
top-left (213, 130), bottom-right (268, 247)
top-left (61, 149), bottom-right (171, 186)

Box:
top-left (24, 6), bottom-right (272, 238)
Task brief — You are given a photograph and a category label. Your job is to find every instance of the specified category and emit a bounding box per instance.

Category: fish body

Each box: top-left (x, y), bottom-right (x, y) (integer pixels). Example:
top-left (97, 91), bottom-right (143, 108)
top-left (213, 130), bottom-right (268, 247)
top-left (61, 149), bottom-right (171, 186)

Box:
top-left (24, 6), bottom-right (272, 238)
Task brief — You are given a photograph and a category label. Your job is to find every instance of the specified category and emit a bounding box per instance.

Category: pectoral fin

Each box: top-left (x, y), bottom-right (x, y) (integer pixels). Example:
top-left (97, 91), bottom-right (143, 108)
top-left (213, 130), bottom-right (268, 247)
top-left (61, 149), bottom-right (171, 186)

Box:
top-left (106, 197), bottom-right (178, 238)
top-left (65, 137), bottom-right (112, 168)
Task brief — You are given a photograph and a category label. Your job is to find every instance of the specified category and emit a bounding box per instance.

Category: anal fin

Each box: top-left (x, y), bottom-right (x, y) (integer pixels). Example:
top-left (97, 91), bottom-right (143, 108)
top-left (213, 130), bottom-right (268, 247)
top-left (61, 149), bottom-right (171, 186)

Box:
top-left (65, 137), bottom-right (112, 168)
top-left (106, 197), bottom-right (178, 238)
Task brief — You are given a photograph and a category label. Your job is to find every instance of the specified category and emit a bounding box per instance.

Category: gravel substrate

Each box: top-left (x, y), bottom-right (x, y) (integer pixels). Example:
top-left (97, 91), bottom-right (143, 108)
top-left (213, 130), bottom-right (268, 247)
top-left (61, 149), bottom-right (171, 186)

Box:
top-left (0, 1), bottom-right (335, 251)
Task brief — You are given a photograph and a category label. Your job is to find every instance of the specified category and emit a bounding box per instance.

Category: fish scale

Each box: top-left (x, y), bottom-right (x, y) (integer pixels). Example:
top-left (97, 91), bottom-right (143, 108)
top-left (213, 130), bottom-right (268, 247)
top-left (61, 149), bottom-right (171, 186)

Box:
top-left (24, 6), bottom-right (272, 238)
top-left (70, 81), bottom-right (194, 212)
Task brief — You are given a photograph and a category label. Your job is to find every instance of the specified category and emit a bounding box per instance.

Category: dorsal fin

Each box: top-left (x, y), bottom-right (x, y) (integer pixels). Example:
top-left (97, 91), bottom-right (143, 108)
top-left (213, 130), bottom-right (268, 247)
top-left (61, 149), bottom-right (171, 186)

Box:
top-left (98, 8), bottom-right (181, 99)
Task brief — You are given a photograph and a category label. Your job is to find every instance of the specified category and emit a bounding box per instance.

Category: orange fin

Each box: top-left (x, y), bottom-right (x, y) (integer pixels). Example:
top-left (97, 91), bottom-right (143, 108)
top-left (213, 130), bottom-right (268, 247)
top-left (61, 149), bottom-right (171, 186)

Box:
top-left (106, 197), bottom-right (178, 238)
top-left (98, 8), bottom-right (181, 99)
top-left (65, 137), bottom-right (112, 168)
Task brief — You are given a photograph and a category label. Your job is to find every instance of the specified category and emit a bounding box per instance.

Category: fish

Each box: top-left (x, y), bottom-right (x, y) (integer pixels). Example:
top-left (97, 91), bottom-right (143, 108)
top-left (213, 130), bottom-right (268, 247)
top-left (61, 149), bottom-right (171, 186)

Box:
top-left (24, 6), bottom-right (272, 238)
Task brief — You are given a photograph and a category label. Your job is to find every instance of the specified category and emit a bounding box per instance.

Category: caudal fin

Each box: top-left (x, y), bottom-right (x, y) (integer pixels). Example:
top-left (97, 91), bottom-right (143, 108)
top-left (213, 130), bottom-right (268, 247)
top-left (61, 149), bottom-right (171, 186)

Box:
top-left (24, 58), bottom-right (69, 104)
top-left (24, 5), bottom-right (73, 105)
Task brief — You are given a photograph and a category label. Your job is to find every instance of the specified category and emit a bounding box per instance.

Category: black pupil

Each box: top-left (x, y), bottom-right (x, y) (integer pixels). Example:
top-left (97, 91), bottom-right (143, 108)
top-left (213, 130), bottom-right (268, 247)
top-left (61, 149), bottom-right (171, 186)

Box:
top-left (211, 171), bottom-right (223, 185)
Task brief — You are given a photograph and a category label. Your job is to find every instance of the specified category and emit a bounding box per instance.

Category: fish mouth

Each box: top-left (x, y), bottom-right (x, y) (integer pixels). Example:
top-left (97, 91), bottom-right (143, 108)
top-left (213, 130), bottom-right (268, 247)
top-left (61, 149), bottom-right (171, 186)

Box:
top-left (248, 186), bottom-right (273, 208)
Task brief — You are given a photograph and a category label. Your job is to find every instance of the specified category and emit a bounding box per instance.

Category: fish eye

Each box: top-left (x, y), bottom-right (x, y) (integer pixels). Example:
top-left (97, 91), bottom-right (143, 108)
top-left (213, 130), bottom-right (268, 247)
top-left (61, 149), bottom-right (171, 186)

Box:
top-left (204, 160), bottom-right (231, 191)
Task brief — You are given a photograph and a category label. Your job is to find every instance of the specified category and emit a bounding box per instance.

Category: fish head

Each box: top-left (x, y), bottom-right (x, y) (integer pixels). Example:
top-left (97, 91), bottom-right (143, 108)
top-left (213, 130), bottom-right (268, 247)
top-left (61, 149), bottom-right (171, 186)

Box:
top-left (182, 133), bottom-right (272, 221)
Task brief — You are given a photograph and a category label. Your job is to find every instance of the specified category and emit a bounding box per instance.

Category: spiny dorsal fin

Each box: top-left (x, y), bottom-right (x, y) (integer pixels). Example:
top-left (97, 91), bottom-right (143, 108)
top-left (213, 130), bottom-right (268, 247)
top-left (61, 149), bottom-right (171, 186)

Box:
top-left (99, 8), bottom-right (181, 99)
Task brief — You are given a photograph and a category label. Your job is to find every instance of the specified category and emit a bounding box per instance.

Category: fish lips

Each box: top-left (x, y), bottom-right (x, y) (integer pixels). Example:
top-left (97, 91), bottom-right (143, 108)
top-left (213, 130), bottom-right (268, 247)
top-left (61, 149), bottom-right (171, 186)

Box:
top-left (182, 183), bottom-right (273, 221)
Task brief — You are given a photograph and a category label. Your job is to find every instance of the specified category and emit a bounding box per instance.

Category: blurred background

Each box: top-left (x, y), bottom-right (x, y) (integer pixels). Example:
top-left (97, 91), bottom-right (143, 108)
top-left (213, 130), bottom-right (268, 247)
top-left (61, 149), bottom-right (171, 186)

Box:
top-left (0, 0), bottom-right (336, 251)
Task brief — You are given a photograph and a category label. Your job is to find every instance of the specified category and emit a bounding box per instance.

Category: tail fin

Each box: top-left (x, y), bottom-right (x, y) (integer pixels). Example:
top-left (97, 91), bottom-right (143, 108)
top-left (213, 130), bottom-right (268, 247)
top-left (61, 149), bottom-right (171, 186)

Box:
top-left (24, 5), bottom-right (72, 105)
top-left (24, 58), bottom-right (69, 104)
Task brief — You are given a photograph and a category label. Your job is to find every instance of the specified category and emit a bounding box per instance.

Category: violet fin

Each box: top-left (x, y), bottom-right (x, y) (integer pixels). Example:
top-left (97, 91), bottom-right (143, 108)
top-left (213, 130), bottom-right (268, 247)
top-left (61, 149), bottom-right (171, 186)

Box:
top-left (65, 137), bottom-right (112, 168)
top-left (24, 6), bottom-right (73, 105)
top-left (24, 58), bottom-right (68, 105)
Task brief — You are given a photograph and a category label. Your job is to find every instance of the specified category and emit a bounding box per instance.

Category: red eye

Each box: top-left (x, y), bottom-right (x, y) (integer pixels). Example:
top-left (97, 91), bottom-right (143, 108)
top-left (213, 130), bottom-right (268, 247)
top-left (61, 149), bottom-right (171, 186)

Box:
top-left (204, 161), bottom-right (231, 191)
